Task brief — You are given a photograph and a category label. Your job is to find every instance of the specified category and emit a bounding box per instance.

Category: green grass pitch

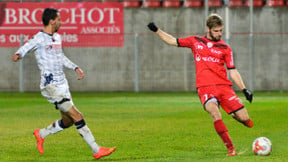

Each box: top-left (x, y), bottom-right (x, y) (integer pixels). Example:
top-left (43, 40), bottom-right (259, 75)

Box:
top-left (0, 92), bottom-right (287, 161)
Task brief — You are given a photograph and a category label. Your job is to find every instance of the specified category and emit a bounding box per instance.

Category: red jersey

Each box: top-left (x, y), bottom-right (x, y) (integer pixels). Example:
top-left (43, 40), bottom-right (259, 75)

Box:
top-left (177, 36), bottom-right (235, 88)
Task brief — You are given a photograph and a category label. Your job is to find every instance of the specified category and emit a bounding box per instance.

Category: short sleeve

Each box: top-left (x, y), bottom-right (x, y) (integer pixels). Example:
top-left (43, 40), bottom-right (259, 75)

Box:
top-left (225, 47), bottom-right (235, 69)
top-left (177, 36), bottom-right (194, 48)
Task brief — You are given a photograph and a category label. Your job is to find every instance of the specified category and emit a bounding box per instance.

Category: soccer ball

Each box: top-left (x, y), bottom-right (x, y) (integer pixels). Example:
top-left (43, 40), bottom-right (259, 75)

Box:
top-left (252, 137), bottom-right (272, 156)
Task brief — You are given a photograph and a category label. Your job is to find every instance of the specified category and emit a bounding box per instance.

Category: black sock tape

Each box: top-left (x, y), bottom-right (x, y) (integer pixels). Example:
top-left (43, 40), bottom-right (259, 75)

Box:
top-left (74, 119), bottom-right (86, 129)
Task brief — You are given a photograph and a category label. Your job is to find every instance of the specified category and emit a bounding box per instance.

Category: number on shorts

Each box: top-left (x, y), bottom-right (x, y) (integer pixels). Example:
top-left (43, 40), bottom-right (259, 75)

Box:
top-left (204, 94), bottom-right (208, 102)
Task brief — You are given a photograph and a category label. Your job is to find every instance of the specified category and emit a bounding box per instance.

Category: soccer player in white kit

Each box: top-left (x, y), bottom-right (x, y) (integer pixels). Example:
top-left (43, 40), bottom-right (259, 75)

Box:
top-left (12, 8), bottom-right (116, 159)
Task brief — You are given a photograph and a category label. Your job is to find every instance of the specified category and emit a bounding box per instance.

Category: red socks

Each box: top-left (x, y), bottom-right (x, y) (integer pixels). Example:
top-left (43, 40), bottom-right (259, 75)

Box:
top-left (243, 119), bottom-right (254, 128)
top-left (232, 115), bottom-right (254, 128)
top-left (213, 120), bottom-right (234, 149)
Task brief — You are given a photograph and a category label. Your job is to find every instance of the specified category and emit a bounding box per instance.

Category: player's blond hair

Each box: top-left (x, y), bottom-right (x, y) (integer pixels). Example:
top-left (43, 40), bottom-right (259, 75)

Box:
top-left (206, 13), bottom-right (223, 29)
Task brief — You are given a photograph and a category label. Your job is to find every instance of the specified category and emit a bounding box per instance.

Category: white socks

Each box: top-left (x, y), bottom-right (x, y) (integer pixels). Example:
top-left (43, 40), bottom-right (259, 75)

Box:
top-left (77, 125), bottom-right (100, 154)
top-left (39, 120), bottom-right (64, 139)
top-left (38, 119), bottom-right (100, 154)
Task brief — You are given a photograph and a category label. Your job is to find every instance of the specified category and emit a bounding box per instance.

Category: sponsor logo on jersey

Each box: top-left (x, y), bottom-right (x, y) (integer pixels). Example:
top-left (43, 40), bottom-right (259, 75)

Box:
top-left (52, 44), bottom-right (62, 50)
top-left (202, 56), bottom-right (220, 63)
top-left (46, 44), bottom-right (62, 52)
top-left (207, 42), bottom-right (213, 48)
top-left (197, 44), bottom-right (203, 50)
top-left (196, 54), bottom-right (201, 61)
top-left (46, 45), bottom-right (52, 50)
top-left (195, 54), bottom-right (220, 63)
top-left (210, 48), bottom-right (222, 55)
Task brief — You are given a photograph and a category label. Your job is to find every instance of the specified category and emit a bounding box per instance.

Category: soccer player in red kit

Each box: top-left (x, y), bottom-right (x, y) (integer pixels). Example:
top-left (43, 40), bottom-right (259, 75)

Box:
top-left (147, 13), bottom-right (253, 156)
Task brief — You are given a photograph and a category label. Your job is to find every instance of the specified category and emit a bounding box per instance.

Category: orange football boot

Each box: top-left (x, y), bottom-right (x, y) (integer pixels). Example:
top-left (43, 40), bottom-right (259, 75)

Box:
top-left (93, 147), bottom-right (116, 159)
top-left (33, 129), bottom-right (44, 154)
top-left (227, 147), bottom-right (237, 156)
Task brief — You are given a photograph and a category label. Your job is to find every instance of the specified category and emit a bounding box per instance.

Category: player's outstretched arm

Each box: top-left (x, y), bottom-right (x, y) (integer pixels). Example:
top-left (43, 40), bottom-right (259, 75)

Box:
top-left (12, 53), bottom-right (21, 62)
top-left (229, 69), bottom-right (253, 103)
top-left (147, 22), bottom-right (178, 46)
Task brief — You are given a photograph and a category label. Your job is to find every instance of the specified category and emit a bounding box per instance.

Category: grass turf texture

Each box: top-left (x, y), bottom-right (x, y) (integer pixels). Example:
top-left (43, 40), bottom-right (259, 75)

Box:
top-left (0, 91), bottom-right (287, 161)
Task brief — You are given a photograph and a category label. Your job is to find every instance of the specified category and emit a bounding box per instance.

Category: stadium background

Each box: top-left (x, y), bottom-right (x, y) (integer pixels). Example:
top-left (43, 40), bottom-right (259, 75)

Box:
top-left (1, 0), bottom-right (287, 92)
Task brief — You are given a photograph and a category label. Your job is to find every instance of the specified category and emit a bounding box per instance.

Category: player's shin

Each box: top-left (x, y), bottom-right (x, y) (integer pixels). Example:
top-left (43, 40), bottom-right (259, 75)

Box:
top-left (75, 119), bottom-right (100, 154)
top-left (231, 114), bottom-right (254, 128)
top-left (213, 120), bottom-right (234, 149)
top-left (39, 119), bottom-right (68, 138)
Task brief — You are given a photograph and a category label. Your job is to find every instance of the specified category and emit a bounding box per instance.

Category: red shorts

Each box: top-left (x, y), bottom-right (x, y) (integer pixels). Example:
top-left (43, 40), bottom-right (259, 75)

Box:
top-left (197, 85), bottom-right (244, 114)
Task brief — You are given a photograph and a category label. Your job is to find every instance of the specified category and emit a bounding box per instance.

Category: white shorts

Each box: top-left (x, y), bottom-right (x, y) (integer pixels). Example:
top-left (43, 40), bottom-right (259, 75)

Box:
top-left (41, 84), bottom-right (73, 105)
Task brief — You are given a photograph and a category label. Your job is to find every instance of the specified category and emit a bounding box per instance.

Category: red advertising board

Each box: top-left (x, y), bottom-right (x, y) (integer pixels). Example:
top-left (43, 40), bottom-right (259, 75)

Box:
top-left (0, 2), bottom-right (124, 47)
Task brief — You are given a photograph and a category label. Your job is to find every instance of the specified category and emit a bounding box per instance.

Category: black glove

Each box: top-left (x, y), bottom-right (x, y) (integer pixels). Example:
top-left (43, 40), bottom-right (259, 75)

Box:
top-left (147, 22), bottom-right (158, 32)
top-left (242, 88), bottom-right (253, 103)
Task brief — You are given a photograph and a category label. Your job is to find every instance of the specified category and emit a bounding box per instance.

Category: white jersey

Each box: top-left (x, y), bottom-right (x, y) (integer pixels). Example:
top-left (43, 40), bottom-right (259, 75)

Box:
top-left (16, 31), bottom-right (78, 89)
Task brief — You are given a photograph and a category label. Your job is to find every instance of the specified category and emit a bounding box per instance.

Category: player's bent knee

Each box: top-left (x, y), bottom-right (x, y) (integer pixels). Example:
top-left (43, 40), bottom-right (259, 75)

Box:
top-left (55, 98), bottom-right (73, 112)
top-left (59, 101), bottom-right (73, 112)
top-left (211, 112), bottom-right (222, 121)
top-left (204, 97), bottom-right (219, 109)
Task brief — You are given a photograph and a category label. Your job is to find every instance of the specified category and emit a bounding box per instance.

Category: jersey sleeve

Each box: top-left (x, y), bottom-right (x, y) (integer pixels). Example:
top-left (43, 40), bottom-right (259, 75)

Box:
top-left (58, 34), bottom-right (78, 70)
top-left (177, 36), bottom-right (194, 48)
top-left (15, 34), bottom-right (41, 58)
top-left (224, 47), bottom-right (236, 69)
top-left (62, 54), bottom-right (78, 70)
